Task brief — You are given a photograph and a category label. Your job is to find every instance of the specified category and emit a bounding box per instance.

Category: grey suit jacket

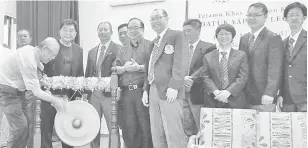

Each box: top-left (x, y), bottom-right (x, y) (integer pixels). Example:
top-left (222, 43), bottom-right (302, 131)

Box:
top-left (239, 27), bottom-right (284, 105)
top-left (281, 30), bottom-right (307, 104)
top-left (192, 49), bottom-right (249, 108)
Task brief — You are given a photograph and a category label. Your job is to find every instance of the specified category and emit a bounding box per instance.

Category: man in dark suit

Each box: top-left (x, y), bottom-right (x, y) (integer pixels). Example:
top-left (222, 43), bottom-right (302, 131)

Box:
top-left (85, 21), bottom-right (121, 148)
top-left (142, 9), bottom-right (189, 148)
top-left (182, 19), bottom-right (215, 135)
top-left (192, 23), bottom-right (249, 109)
top-left (41, 19), bottom-right (84, 148)
top-left (279, 2), bottom-right (307, 112)
top-left (239, 2), bottom-right (284, 112)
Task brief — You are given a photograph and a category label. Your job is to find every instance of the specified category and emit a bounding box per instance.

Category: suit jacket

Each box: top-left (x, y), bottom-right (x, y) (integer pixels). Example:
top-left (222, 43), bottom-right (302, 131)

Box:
top-left (189, 41), bottom-right (215, 104)
top-left (143, 29), bottom-right (189, 100)
top-left (85, 41), bottom-right (121, 97)
top-left (281, 30), bottom-right (307, 104)
top-left (192, 49), bottom-right (249, 108)
top-left (44, 42), bottom-right (84, 98)
top-left (239, 27), bottom-right (284, 105)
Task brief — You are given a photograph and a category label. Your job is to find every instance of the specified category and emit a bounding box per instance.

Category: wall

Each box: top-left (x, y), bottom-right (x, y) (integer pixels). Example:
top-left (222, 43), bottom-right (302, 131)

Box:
top-left (0, 0), bottom-right (16, 48)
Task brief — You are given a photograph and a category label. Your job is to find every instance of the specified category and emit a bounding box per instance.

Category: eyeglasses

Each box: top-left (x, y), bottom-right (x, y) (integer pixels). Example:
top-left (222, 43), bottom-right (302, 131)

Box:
top-left (287, 13), bottom-right (303, 18)
top-left (61, 29), bottom-right (76, 34)
top-left (246, 14), bottom-right (265, 18)
top-left (128, 26), bottom-right (142, 31)
top-left (150, 16), bottom-right (167, 22)
top-left (217, 33), bottom-right (232, 37)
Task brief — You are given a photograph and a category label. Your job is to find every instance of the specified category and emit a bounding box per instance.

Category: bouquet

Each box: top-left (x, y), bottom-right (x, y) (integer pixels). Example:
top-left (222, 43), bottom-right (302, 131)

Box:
top-left (40, 75), bottom-right (111, 92)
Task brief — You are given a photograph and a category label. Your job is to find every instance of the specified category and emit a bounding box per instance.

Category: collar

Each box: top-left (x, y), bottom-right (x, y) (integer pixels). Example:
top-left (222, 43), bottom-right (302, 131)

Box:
top-left (99, 40), bottom-right (111, 50)
top-left (158, 28), bottom-right (168, 38)
top-left (59, 39), bottom-right (72, 47)
top-left (251, 25), bottom-right (265, 39)
top-left (218, 45), bottom-right (232, 55)
top-left (190, 38), bottom-right (200, 48)
top-left (130, 38), bottom-right (144, 48)
top-left (289, 28), bottom-right (302, 42)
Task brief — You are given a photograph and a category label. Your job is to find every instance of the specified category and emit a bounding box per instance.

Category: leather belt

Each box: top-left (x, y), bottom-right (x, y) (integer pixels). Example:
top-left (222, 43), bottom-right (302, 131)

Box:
top-left (0, 84), bottom-right (25, 96)
top-left (122, 84), bottom-right (143, 91)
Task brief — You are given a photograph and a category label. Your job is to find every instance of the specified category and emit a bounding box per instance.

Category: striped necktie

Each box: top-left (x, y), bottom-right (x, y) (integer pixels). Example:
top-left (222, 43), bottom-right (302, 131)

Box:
top-left (220, 51), bottom-right (229, 89)
top-left (288, 37), bottom-right (295, 57)
top-left (148, 36), bottom-right (161, 84)
top-left (248, 33), bottom-right (255, 52)
top-left (188, 44), bottom-right (194, 73)
top-left (96, 45), bottom-right (106, 77)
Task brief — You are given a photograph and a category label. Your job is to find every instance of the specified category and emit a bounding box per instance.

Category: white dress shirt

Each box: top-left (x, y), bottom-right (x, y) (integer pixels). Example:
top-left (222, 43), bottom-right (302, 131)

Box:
top-left (289, 28), bottom-right (302, 46)
top-left (251, 25), bottom-right (266, 42)
top-left (96, 40), bottom-right (111, 63)
top-left (218, 46), bottom-right (231, 62)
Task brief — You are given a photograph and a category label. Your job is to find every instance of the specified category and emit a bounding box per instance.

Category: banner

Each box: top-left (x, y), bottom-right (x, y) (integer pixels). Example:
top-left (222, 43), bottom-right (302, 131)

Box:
top-left (188, 0), bottom-right (307, 49)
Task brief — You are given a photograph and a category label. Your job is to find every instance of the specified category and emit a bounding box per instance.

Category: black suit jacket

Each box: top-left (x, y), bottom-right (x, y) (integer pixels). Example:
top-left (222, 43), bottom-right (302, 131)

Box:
top-left (189, 41), bottom-right (215, 104)
top-left (85, 41), bottom-right (121, 97)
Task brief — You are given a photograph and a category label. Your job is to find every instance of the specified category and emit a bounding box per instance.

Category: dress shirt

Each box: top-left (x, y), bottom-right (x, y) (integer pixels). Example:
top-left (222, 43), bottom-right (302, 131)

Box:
top-left (251, 25), bottom-right (266, 42)
top-left (189, 38), bottom-right (200, 54)
top-left (0, 45), bottom-right (41, 91)
top-left (96, 40), bottom-right (111, 63)
top-left (218, 46), bottom-right (231, 62)
top-left (289, 28), bottom-right (302, 46)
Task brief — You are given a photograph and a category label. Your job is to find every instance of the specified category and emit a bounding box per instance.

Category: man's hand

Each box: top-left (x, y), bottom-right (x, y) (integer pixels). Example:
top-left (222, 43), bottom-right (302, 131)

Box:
top-left (184, 76), bottom-right (194, 92)
top-left (213, 90), bottom-right (221, 96)
top-left (261, 95), bottom-right (274, 105)
top-left (214, 90), bottom-right (231, 103)
top-left (142, 91), bottom-right (149, 107)
top-left (277, 96), bottom-right (283, 108)
top-left (166, 88), bottom-right (178, 103)
top-left (52, 95), bottom-right (68, 113)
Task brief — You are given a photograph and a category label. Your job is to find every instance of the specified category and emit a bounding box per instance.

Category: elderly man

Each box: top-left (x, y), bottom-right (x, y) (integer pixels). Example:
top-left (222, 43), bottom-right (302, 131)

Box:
top-left (142, 9), bottom-right (189, 148)
top-left (0, 37), bottom-right (66, 148)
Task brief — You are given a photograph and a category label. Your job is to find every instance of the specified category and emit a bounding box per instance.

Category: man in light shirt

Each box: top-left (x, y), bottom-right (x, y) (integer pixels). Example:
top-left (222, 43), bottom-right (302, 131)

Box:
top-left (0, 37), bottom-right (66, 148)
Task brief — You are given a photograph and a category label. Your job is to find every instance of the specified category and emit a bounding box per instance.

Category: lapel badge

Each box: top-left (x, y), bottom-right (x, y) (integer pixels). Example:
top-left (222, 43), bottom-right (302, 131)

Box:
top-left (164, 44), bottom-right (174, 54)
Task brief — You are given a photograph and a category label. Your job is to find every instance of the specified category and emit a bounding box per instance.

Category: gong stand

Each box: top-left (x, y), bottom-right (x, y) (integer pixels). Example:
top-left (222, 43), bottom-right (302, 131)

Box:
top-left (110, 68), bottom-right (120, 148)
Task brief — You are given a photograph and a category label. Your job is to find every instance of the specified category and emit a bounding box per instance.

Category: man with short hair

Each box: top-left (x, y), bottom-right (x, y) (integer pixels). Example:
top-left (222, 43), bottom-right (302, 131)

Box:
top-left (182, 19), bottom-right (215, 136)
top-left (279, 2), bottom-right (307, 112)
top-left (0, 37), bottom-right (66, 148)
top-left (239, 2), bottom-right (284, 112)
top-left (118, 23), bottom-right (129, 46)
top-left (114, 18), bottom-right (153, 148)
top-left (85, 21), bottom-right (121, 148)
top-left (17, 29), bottom-right (32, 48)
top-left (41, 19), bottom-right (84, 148)
top-left (142, 9), bottom-right (189, 148)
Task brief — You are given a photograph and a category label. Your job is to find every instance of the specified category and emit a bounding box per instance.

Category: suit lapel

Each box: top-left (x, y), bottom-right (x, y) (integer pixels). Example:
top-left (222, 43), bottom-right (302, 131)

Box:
top-left (97, 42), bottom-right (113, 67)
top-left (290, 30), bottom-right (307, 62)
top-left (251, 27), bottom-right (266, 52)
top-left (93, 45), bottom-right (99, 66)
top-left (153, 29), bottom-right (171, 65)
top-left (190, 41), bottom-right (202, 72)
top-left (212, 50), bottom-right (221, 86)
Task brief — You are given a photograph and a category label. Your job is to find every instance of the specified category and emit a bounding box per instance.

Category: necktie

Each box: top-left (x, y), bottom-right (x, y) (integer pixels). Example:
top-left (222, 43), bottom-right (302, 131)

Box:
top-left (188, 44), bottom-right (194, 74)
top-left (96, 46), bottom-right (106, 77)
top-left (148, 36), bottom-right (161, 84)
top-left (288, 37), bottom-right (295, 57)
top-left (248, 33), bottom-right (255, 52)
top-left (220, 52), bottom-right (229, 89)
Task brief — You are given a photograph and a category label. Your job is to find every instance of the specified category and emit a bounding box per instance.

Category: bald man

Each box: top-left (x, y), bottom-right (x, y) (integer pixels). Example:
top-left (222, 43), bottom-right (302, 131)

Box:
top-left (0, 37), bottom-right (66, 148)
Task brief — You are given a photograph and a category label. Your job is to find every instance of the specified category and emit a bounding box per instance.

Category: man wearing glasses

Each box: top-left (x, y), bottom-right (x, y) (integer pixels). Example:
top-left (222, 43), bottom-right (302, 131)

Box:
top-left (142, 9), bottom-right (189, 148)
top-left (114, 18), bottom-right (153, 148)
top-left (41, 19), bottom-right (84, 148)
top-left (239, 2), bottom-right (283, 111)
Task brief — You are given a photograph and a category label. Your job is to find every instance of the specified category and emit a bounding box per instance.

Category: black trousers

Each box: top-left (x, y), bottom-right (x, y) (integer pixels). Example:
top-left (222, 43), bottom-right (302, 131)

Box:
top-left (120, 88), bottom-right (153, 148)
top-left (40, 100), bottom-right (72, 148)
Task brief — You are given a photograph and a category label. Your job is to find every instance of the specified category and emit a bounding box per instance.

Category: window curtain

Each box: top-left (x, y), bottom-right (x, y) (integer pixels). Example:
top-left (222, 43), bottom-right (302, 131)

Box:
top-left (17, 1), bottom-right (80, 46)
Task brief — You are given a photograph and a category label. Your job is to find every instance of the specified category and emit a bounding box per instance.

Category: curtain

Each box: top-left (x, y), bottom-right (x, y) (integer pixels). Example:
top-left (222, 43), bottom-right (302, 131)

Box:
top-left (17, 1), bottom-right (79, 46)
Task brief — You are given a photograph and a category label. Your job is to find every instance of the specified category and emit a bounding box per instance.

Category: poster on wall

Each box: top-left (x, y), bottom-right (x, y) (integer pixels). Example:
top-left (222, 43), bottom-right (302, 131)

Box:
top-left (188, 0), bottom-right (307, 49)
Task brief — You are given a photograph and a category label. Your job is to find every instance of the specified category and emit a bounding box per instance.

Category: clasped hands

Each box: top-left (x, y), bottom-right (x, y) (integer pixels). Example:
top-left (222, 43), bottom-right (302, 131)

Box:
top-left (124, 58), bottom-right (140, 72)
top-left (184, 76), bottom-right (194, 92)
top-left (213, 90), bottom-right (231, 103)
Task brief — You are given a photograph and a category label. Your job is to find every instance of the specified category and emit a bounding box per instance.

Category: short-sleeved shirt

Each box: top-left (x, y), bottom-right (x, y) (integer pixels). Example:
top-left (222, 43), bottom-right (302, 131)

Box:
top-left (114, 39), bottom-right (152, 87)
top-left (0, 45), bottom-right (41, 91)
